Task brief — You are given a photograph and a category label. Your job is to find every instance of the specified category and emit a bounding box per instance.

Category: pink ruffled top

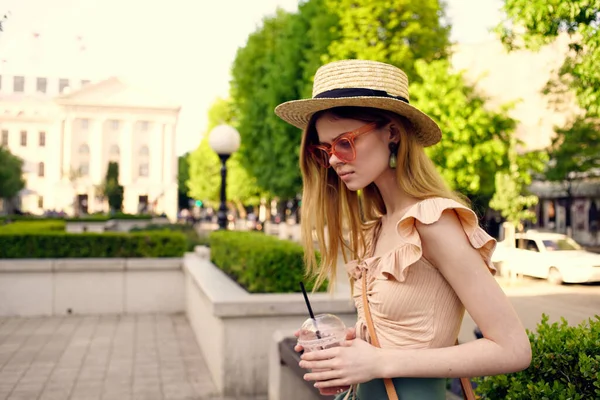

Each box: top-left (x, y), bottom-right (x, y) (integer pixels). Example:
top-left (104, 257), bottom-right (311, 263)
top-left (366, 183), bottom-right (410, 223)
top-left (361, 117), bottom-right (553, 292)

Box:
top-left (345, 197), bottom-right (497, 349)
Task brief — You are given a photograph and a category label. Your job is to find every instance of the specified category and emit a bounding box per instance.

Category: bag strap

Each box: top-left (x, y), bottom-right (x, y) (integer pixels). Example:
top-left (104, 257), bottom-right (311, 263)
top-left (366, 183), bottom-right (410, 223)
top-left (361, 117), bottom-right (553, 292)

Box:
top-left (361, 273), bottom-right (476, 400)
top-left (361, 273), bottom-right (399, 400)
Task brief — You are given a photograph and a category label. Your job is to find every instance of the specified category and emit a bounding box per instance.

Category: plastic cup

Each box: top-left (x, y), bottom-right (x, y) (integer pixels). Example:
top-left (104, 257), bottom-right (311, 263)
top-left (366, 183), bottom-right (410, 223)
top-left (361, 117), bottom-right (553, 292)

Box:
top-left (297, 313), bottom-right (347, 352)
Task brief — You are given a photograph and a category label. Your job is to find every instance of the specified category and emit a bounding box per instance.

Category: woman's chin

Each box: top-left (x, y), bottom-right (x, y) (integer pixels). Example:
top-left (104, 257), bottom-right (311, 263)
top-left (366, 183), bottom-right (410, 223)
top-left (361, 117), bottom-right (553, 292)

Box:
top-left (343, 180), bottom-right (367, 191)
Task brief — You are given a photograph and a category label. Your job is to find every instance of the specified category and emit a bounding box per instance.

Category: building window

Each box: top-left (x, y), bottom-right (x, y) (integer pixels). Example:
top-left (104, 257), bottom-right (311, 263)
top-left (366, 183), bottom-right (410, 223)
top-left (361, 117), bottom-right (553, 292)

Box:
top-left (139, 163), bottom-right (149, 177)
top-left (38, 196), bottom-right (44, 209)
top-left (140, 121), bottom-right (149, 131)
top-left (38, 162), bottom-right (45, 177)
top-left (81, 79), bottom-right (90, 86)
top-left (1, 130), bottom-right (7, 146)
top-left (13, 76), bottom-right (25, 92)
top-left (109, 144), bottom-right (120, 155)
top-left (139, 145), bottom-right (149, 156)
top-left (20, 131), bottom-right (27, 146)
top-left (39, 131), bottom-right (46, 147)
top-left (80, 119), bottom-right (89, 130)
top-left (78, 143), bottom-right (90, 154)
top-left (78, 163), bottom-right (89, 176)
top-left (110, 120), bottom-right (120, 130)
top-left (59, 79), bottom-right (69, 93)
top-left (36, 77), bottom-right (47, 93)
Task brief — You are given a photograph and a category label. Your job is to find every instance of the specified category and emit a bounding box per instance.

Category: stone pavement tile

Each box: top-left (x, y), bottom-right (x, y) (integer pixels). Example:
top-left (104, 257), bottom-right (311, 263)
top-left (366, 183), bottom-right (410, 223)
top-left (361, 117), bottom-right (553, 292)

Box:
top-left (38, 388), bottom-right (73, 400)
top-left (6, 389), bottom-right (43, 400)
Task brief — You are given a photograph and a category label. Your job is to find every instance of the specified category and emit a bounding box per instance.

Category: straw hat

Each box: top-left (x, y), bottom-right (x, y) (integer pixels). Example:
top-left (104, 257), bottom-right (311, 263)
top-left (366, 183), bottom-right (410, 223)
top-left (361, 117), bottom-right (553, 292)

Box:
top-left (274, 59), bottom-right (441, 147)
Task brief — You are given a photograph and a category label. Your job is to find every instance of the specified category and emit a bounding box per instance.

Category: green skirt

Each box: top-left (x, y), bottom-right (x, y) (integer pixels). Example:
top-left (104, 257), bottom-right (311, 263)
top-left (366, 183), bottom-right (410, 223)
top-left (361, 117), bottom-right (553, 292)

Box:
top-left (334, 377), bottom-right (446, 400)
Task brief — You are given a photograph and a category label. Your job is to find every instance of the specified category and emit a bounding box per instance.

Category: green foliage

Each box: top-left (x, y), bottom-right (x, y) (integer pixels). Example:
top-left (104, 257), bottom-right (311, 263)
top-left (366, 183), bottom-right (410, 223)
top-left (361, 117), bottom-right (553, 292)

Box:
top-left (187, 98), bottom-right (264, 207)
top-left (100, 162), bottom-right (124, 212)
top-left (209, 230), bottom-right (323, 293)
top-left (497, 0), bottom-right (600, 117)
top-left (411, 60), bottom-right (516, 199)
top-left (475, 314), bottom-right (600, 399)
top-left (0, 220), bottom-right (66, 233)
top-left (545, 116), bottom-right (600, 181)
top-left (0, 146), bottom-right (25, 199)
top-left (231, 9), bottom-right (308, 199)
top-left (324, 0), bottom-right (450, 80)
top-left (0, 231), bottom-right (186, 258)
top-left (130, 223), bottom-right (207, 251)
top-left (178, 152), bottom-right (192, 208)
top-left (490, 138), bottom-right (547, 228)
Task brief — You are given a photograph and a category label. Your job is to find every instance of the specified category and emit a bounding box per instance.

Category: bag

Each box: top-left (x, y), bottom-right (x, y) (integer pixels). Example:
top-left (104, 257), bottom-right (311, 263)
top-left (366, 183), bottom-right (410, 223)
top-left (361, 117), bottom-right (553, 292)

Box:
top-left (360, 273), bottom-right (477, 400)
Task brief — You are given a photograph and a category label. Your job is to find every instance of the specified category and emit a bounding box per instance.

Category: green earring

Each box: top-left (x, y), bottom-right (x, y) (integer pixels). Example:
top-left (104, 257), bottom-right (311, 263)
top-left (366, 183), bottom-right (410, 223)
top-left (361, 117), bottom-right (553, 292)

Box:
top-left (388, 142), bottom-right (398, 169)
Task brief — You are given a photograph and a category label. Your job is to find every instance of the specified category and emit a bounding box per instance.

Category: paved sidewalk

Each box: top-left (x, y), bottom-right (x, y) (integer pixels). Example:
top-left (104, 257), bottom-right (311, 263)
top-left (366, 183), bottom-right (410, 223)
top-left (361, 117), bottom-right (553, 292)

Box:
top-left (0, 314), bottom-right (225, 400)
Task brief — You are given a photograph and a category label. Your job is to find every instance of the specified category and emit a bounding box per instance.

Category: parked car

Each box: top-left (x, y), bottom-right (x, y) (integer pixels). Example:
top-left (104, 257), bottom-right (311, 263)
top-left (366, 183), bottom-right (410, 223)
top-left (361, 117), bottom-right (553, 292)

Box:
top-left (493, 231), bottom-right (600, 284)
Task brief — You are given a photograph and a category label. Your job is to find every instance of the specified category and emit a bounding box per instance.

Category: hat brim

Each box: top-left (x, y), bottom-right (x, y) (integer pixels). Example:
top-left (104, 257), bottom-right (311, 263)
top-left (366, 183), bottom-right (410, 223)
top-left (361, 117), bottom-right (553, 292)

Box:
top-left (274, 96), bottom-right (441, 147)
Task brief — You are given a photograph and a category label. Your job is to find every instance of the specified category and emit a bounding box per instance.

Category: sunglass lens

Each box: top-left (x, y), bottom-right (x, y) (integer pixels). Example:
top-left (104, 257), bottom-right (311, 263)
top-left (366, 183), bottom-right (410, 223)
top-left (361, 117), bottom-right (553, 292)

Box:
top-left (334, 138), bottom-right (354, 162)
top-left (311, 149), bottom-right (330, 167)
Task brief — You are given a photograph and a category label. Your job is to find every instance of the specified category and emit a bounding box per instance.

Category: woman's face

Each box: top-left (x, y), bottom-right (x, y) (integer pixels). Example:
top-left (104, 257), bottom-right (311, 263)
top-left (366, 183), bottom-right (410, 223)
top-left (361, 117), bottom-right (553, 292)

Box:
top-left (314, 112), bottom-right (394, 191)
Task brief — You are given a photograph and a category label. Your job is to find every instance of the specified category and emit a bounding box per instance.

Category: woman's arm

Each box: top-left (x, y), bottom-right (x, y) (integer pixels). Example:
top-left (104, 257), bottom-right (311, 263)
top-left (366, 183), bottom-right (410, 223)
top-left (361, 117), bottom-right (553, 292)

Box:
top-left (300, 210), bottom-right (531, 387)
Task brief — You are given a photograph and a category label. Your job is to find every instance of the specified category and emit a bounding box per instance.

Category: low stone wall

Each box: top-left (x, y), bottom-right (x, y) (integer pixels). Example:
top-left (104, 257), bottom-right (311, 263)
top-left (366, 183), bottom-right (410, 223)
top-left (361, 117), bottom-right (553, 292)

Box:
top-left (0, 258), bottom-right (184, 317)
top-left (183, 252), bottom-right (357, 398)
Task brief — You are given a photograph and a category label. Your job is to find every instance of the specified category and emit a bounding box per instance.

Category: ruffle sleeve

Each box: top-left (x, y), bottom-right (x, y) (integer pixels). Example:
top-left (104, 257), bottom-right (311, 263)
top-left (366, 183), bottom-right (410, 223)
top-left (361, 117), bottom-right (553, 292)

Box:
top-left (378, 197), bottom-right (497, 282)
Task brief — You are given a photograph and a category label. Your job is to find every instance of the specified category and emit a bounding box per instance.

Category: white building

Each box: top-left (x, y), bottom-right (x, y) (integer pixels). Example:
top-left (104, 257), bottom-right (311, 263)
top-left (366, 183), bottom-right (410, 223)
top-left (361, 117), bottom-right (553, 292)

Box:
top-left (0, 74), bottom-right (181, 221)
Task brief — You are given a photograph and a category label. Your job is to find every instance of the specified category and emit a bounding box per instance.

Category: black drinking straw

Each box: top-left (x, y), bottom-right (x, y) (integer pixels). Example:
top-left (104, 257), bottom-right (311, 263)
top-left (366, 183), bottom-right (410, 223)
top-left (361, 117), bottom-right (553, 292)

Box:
top-left (300, 282), bottom-right (321, 339)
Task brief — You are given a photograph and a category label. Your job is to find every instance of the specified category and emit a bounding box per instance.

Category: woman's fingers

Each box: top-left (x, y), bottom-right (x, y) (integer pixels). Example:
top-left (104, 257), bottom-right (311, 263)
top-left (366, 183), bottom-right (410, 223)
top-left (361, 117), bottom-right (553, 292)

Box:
top-left (304, 368), bottom-right (340, 382)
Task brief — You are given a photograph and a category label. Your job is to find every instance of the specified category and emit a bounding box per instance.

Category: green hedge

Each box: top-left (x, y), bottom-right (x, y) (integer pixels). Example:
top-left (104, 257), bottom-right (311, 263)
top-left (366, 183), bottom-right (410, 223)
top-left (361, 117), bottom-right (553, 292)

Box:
top-left (0, 220), bottom-right (66, 233)
top-left (0, 232), bottom-right (186, 258)
top-left (208, 230), bottom-right (323, 293)
top-left (131, 223), bottom-right (208, 251)
top-left (475, 314), bottom-right (600, 399)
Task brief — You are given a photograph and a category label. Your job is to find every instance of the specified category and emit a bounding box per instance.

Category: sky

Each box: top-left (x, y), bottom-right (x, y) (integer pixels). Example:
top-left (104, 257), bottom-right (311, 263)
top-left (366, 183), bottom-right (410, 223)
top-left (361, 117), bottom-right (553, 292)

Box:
top-left (0, 0), bottom-right (504, 155)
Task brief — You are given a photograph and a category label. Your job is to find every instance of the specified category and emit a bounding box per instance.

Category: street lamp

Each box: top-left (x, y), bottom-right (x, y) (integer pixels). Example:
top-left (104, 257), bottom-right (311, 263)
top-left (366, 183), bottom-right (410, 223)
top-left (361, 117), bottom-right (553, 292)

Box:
top-left (208, 124), bottom-right (241, 230)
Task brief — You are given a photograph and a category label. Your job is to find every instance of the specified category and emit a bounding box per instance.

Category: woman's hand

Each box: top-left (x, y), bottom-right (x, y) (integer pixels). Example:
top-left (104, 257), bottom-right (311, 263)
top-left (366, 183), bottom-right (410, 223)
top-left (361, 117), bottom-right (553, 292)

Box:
top-left (294, 327), bottom-right (356, 353)
top-left (295, 327), bottom-right (357, 395)
top-left (299, 338), bottom-right (383, 389)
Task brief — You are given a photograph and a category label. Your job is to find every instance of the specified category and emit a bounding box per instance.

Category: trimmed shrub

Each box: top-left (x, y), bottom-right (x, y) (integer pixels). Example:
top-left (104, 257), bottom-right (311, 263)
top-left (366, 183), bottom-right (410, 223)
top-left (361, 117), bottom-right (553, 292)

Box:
top-left (131, 223), bottom-right (207, 251)
top-left (209, 230), bottom-right (323, 293)
top-left (0, 220), bottom-right (66, 233)
top-left (0, 231), bottom-right (186, 258)
top-left (475, 314), bottom-right (600, 399)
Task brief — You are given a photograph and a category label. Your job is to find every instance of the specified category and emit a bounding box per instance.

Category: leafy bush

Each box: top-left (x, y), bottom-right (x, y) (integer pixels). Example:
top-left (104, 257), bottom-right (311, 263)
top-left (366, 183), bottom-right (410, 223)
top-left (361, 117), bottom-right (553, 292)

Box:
top-left (0, 220), bottom-right (65, 233)
top-left (209, 230), bottom-right (323, 293)
top-left (0, 231), bottom-right (186, 258)
top-left (475, 314), bottom-right (600, 399)
top-left (131, 223), bottom-right (208, 251)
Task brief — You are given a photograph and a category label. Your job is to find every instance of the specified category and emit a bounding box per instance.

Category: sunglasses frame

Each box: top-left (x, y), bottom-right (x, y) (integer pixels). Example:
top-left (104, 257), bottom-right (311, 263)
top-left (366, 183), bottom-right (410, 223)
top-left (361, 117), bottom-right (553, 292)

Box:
top-left (309, 122), bottom-right (378, 168)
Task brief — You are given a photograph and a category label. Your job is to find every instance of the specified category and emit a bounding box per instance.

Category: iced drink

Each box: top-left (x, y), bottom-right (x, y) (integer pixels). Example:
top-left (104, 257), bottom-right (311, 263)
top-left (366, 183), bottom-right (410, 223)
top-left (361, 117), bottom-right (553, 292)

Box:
top-left (297, 313), bottom-right (347, 352)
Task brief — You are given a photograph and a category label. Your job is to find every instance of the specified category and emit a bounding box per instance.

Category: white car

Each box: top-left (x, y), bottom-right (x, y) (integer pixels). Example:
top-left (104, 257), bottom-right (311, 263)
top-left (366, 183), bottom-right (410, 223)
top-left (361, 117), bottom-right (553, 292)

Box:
top-left (493, 231), bottom-right (600, 284)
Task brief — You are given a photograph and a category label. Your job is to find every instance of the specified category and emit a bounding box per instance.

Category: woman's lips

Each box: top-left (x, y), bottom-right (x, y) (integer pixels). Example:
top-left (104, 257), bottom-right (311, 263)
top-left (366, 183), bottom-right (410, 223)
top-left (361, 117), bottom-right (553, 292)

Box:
top-left (338, 171), bottom-right (354, 180)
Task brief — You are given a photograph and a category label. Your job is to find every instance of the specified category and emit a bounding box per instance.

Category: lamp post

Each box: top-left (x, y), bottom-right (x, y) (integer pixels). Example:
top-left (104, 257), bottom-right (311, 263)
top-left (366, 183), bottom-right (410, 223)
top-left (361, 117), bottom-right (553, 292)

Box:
top-left (208, 124), bottom-right (241, 230)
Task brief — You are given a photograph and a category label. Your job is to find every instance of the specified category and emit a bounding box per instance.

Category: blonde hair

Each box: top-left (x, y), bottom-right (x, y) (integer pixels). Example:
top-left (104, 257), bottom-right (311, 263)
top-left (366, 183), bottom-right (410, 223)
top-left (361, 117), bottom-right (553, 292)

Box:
top-left (299, 107), bottom-right (467, 292)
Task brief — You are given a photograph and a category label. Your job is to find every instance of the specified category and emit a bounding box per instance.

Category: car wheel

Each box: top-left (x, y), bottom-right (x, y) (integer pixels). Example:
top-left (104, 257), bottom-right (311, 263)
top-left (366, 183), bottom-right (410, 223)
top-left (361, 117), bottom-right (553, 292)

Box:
top-left (547, 267), bottom-right (563, 285)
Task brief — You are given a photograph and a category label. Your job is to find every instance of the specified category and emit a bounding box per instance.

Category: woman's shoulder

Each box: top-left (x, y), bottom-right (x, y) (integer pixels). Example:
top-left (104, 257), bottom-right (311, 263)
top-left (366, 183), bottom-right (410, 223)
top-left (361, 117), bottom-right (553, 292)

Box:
top-left (399, 196), bottom-right (476, 227)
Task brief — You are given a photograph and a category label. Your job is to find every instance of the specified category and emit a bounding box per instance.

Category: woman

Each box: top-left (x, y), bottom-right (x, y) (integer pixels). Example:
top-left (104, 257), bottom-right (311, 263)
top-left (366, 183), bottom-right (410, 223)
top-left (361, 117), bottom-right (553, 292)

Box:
top-left (274, 60), bottom-right (531, 399)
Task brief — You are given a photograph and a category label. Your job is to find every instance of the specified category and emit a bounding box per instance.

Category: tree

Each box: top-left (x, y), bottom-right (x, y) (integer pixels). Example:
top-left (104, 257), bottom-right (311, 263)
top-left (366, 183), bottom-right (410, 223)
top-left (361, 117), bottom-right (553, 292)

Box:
top-left (0, 146), bottom-right (25, 204)
top-left (544, 117), bottom-right (600, 229)
top-left (410, 60), bottom-right (518, 210)
top-left (231, 9), bottom-right (308, 199)
top-left (497, 0), bottom-right (600, 117)
top-left (187, 98), bottom-right (265, 213)
top-left (324, 0), bottom-right (450, 80)
top-left (0, 11), bottom-right (9, 33)
top-left (490, 138), bottom-right (546, 234)
top-left (178, 153), bottom-right (192, 210)
top-left (100, 162), bottom-right (123, 213)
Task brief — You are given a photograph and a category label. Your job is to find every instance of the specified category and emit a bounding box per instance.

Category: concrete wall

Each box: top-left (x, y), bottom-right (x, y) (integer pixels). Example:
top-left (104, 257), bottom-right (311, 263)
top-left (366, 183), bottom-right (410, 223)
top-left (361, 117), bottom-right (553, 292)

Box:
top-left (0, 258), bottom-right (184, 316)
top-left (183, 251), bottom-right (357, 398)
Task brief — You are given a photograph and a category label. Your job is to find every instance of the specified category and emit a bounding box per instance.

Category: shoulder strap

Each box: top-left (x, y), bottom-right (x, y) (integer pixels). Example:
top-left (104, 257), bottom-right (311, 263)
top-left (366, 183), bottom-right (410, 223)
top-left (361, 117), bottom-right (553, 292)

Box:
top-left (361, 273), bottom-right (476, 400)
top-left (361, 273), bottom-right (399, 400)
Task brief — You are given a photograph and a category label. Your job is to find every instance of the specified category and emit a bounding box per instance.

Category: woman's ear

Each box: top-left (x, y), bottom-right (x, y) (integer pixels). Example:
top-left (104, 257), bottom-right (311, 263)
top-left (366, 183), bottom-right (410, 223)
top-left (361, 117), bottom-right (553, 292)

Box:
top-left (388, 123), bottom-right (401, 142)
